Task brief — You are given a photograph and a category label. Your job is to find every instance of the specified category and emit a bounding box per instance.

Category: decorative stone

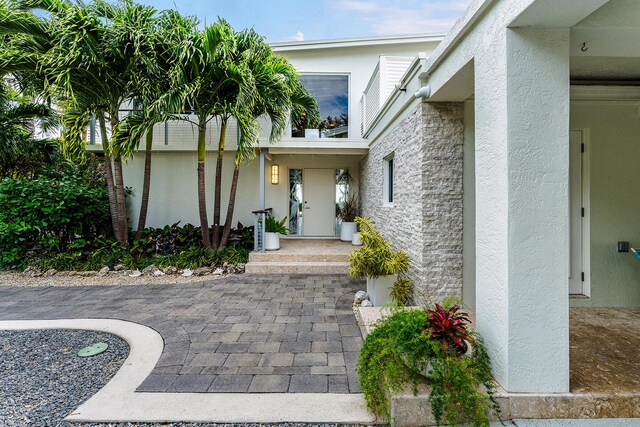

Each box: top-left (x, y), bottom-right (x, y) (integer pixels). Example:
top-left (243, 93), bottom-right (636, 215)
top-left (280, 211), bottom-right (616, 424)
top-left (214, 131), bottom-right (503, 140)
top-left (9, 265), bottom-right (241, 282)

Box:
top-left (153, 269), bottom-right (165, 276)
top-left (68, 271), bottom-right (77, 277)
top-left (162, 266), bottom-right (178, 275)
top-left (114, 264), bottom-right (125, 271)
top-left (22, 266), bottom-right (33, 276)
top-left (97, 266), bottom-right (110, 277)
top-left (212, 267), bottom-right (224, 275)
top-left (361, 300), bottom-right (374, 307)
top-left (129, 270), bottom-right (142, 277)
top-left (78, 271), bottom-right (96, 277)
top-left (141, 265), bottom-right (160, 276)
top-left (181, 269), bottom-right (193, 277)
top-left (354, 291), bottom-right (369, 303)
top-left (43, 268), bottom-right (57, 277)
top-left (193, 267), bottom-right (211, 276)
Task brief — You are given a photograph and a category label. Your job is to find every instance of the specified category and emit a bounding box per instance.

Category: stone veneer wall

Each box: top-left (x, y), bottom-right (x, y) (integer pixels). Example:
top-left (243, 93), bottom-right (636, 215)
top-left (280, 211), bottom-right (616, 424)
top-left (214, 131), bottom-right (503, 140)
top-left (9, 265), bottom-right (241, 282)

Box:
top-left (359, 102), bottom-right (464, 302)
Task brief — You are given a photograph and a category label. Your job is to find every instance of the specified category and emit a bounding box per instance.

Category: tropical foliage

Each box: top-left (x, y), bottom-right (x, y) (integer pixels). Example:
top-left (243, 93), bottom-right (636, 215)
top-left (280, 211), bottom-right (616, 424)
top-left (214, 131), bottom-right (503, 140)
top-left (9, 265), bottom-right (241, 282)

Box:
top-left (0, 0), bottom-right (318, 259)
top-left (349, 217), bottom-right (410, 278)
top-left (357, 305), bottom-right (501, 426)
top-left (264, 215), bottom-right (288, 235)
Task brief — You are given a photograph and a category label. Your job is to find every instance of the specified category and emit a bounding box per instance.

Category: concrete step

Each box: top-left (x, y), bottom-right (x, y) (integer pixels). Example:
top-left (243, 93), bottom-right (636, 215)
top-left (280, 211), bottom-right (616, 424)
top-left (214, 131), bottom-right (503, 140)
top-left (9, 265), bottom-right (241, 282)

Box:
top-left (248, 251), bottom-right (350, 263)
top-left (244, 261), bottom-right (350, 275)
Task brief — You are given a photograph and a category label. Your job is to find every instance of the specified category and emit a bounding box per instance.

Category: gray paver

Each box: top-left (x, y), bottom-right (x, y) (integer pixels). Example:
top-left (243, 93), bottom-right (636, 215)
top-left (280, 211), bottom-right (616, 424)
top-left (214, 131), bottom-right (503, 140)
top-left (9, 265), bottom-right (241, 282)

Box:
top-left (0, 274), bottom-right (364, 393)
top-left (248, 375), bottom-right (291, 392)
top-left (289, 374), bottom-right (328, 393)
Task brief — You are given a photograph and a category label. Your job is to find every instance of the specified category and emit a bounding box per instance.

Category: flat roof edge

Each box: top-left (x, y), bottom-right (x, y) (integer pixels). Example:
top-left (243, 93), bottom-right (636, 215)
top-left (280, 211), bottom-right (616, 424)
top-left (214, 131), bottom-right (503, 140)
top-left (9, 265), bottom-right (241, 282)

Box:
top-left (271, 33), bottom-right (445, 51)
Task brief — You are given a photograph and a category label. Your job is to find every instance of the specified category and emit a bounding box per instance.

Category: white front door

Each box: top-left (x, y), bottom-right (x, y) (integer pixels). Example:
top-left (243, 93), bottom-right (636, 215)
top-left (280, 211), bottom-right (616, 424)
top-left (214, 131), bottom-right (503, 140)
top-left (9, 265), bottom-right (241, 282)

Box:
top-left (569, 130), bottom-right (587, 295)
top-left (303, 168), bottom-right (335, 236)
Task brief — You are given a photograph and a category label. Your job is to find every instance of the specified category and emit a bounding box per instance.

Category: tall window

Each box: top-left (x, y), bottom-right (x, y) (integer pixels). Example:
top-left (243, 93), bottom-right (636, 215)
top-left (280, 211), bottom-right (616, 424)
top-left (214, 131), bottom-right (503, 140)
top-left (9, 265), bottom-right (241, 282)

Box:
top-left (384, 154), bottom-right (394, 205)
top-left (292, 74), bottom-right (349, 139)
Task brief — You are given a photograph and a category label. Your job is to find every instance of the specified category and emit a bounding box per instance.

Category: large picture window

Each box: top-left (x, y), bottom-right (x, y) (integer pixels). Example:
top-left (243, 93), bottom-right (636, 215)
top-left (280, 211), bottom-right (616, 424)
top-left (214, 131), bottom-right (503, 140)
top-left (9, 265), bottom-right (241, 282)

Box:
top-left (292, 74), bottom-right (349, 139)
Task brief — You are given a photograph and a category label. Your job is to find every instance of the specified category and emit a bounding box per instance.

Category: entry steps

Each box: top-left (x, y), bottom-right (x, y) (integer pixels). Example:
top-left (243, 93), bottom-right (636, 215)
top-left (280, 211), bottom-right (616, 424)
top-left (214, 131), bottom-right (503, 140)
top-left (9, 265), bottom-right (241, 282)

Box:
top-left (244, 240), bottom-right (352, 275)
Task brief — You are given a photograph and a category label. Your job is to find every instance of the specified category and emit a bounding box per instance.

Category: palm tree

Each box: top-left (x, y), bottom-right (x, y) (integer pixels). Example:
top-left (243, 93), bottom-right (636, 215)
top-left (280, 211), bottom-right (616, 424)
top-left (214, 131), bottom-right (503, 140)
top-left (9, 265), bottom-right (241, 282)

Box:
top-left (1, 0), bottom-right (162, 244)
top-left (218, 33), bottom-right (318, 248)
top-left (154, 18), bottom-right (260, 249)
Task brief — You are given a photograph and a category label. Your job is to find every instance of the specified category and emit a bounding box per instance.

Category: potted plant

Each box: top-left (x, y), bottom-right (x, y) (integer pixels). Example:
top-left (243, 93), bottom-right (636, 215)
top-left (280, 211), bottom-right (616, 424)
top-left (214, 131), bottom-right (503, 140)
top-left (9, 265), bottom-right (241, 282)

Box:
top-left (265, 215), bottom-right (288, 251)
top-left (356, 304), bottom-right (501, 426)
top-left (338, 192), bottom-right (360, 242)
top-left (348, 217), bottom-right (410, 306)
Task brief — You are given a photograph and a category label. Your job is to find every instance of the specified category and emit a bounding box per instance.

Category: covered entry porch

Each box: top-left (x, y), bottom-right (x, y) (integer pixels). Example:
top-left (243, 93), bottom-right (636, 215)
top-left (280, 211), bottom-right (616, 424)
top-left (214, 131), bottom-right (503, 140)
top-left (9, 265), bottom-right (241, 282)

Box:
top-left (420, 0), bottom-right (640, 403)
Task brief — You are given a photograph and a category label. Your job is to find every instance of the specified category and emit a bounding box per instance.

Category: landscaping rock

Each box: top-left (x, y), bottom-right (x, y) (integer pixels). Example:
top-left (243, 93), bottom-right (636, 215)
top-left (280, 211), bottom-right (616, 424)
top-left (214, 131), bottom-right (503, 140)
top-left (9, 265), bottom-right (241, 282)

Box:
top-left (97, 266), bottom-right (110, 277)
top-left (153, 269), bottom-right (165, 277)
top-left (113, 264), bottom-right (125, 271)
top-left (141, 265), bottom-right (160, 276)
top-left (361, 300), bottom-right (374, 307)
top-left (212, 267), bottom-right (224, 275)
top-left (43, 268), bottom-right (57, 277)
top-left (22, 266), bottom-right (33, 276)
top-left (163, 266), bottom-right (179, 275)
top-left (77, 271), bottom-right (95, 277)
top-left (193, 267), bottom-right (211, 276)
top-left (129, 270), bottom-right (142, 277)
top-left (354, 291), bottom-right (369, 303)
top-left (68, 271), bottom-right (77, 277)
top-left (181, 269), bottom-right (193, 277)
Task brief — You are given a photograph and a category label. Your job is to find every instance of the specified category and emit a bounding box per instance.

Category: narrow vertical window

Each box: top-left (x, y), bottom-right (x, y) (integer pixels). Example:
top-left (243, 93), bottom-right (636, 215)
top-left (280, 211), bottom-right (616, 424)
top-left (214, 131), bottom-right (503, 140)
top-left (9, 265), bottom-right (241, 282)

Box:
top-left (384, 153), bottom-right (394, 206)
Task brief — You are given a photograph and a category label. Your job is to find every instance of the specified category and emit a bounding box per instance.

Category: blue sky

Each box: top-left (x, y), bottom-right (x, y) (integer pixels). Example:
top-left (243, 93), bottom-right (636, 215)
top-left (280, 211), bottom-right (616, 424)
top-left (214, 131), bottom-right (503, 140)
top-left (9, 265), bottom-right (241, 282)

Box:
top-left (131, 0), bottom-right (472, 42)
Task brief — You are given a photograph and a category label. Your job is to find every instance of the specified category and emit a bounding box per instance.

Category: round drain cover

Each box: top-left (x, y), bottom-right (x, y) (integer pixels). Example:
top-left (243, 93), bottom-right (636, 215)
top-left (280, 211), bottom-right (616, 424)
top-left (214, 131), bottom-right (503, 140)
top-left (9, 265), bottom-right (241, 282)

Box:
top-left (78, 342), bottom-right (108, 357)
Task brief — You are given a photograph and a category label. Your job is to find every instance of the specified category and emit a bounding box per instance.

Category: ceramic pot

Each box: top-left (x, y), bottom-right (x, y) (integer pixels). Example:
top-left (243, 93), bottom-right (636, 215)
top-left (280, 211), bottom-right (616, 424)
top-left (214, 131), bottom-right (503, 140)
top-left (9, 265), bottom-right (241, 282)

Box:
top-left (352, 232), bottom-right (362, 246)
top-left (366, 274), bottom-right (396, 306)
top-left (265, 232), bottom-right (280, 250)
top-left (340, 221), bottom-right (357, 242)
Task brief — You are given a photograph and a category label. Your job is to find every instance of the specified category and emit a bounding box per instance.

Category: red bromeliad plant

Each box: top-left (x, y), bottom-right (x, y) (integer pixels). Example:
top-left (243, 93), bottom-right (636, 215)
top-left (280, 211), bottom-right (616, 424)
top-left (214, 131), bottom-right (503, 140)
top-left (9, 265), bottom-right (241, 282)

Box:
top-left (425, 304), bottom-right (472, 352)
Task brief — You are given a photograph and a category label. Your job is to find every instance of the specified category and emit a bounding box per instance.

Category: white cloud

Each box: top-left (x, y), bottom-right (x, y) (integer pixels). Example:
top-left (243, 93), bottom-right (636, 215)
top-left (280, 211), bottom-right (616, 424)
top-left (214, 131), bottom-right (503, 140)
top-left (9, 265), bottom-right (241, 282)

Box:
top-left (293, 31), bottom-right (305, 41)
top-left (327, 0), bottom-right (470, 36)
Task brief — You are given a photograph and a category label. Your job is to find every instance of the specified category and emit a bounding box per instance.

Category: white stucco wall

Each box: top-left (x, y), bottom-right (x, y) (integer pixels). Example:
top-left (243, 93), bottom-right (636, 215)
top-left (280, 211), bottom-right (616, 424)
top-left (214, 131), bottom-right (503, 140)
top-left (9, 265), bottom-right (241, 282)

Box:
top-left (474, 27), bottom-right (571, 393)
top-left (462, 100), bottom-right (476, 308)
top-left (570, 101), bottom-right (640, 308)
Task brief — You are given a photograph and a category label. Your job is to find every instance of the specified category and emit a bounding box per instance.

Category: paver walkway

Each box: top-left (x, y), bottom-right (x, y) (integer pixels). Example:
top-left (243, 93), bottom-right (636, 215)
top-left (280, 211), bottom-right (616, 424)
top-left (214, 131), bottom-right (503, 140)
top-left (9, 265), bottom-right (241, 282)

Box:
top-left (0, 274), bottom-right (365, 394)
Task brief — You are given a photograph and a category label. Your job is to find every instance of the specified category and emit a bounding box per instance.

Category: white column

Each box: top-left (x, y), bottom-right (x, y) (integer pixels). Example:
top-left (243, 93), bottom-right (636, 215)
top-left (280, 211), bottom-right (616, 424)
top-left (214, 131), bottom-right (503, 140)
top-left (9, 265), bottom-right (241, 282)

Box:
top-left (474, 27), bottom-right (570, 393)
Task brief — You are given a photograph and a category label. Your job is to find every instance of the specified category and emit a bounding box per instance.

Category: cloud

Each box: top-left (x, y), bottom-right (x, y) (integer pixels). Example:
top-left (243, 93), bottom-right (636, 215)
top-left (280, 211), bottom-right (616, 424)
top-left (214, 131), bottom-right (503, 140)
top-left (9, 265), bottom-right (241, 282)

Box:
top-left (326, 0), bottom-right (470, 35)
top-left (293, 31), bottom-right (305, 41)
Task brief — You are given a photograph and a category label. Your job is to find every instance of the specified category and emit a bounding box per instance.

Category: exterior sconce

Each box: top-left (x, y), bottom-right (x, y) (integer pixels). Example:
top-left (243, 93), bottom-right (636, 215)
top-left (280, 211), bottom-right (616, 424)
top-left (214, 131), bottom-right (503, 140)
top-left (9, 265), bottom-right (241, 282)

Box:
top-left (271, 164), bottom-right (279, 185)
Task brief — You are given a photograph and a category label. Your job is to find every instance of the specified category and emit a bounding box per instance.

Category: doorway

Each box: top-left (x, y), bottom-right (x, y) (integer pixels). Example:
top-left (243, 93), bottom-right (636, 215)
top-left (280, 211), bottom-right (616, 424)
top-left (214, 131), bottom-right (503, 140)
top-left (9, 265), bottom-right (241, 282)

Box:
top-left (569, 130), bottom-right (590, 297)
top-left (288, 168), bottom-right (337, 237)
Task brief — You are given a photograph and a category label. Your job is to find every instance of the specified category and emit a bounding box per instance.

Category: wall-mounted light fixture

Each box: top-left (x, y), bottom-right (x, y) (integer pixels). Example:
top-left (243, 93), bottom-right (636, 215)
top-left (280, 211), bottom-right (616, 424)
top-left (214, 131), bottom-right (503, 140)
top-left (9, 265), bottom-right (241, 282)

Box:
top-left (271, 164), bottom-right (279, 185)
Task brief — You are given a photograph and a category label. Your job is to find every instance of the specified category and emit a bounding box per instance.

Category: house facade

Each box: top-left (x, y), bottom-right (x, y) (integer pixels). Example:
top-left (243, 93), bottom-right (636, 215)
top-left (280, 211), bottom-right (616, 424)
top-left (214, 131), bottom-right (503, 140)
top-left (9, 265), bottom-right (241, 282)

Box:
top-left (88, 0), bottom-right (640, 397)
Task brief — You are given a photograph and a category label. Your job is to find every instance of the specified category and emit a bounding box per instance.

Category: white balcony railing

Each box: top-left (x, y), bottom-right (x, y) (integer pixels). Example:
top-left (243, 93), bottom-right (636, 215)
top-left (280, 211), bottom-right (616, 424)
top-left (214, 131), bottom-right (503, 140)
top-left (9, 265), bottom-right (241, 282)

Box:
top-left (360, 55), bottom-right (414, 137)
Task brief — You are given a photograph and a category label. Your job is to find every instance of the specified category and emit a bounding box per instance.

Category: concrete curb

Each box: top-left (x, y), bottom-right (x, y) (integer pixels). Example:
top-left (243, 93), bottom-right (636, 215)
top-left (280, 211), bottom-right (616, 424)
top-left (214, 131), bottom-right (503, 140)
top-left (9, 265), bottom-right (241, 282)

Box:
top-left (0, 318), bottom-right (377, 424)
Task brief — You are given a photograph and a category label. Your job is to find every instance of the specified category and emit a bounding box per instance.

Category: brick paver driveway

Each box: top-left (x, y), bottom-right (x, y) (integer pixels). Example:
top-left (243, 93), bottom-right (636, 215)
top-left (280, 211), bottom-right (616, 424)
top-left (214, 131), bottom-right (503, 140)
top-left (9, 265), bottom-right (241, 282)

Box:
top-left (0, 274), bottom-right (365, 394)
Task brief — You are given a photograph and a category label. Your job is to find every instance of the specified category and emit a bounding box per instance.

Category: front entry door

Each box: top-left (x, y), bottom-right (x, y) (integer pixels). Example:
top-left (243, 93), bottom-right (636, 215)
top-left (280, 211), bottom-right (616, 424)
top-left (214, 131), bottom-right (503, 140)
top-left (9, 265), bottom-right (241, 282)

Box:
top-left (303, 168), bottom-right (335, 236)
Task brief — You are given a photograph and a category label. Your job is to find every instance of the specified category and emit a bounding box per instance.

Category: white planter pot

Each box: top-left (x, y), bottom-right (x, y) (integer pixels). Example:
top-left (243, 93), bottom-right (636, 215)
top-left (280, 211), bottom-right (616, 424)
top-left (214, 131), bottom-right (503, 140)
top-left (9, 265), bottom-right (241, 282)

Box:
top-left (340, 222), bottom-right (357, 242)
top-left (265, 232), bottom-right (280, 251)
top-left (305, 129), bottom-right (320, 138)
top-left (351, 232), bottom-right (362, 246)
top-left (366, 274), bottom-right (396, 307)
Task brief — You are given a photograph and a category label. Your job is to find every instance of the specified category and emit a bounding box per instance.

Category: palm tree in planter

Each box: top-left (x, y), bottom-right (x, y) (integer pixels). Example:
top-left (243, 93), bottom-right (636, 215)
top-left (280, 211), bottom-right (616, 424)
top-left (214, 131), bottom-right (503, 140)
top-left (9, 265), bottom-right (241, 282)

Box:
top-left (349, 217), bottom-right (411, 306)
top-left (336, 171), bottom-right (360, 242)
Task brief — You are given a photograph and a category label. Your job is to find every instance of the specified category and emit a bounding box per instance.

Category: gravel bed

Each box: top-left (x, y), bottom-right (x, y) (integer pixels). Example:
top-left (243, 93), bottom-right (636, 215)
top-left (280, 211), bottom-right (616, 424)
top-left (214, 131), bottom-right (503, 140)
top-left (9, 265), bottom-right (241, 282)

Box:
top-left (0, 329), bottom-right (372, 427)
top-left (0, 271), bottom-right (225, 287)
top-left (0, 329), bottom-right (129, 426)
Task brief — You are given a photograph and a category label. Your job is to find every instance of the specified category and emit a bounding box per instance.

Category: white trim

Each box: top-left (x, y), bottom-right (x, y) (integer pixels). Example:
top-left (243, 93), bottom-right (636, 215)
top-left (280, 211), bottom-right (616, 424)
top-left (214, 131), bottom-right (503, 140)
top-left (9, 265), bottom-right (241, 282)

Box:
top-left (0, 319), bottom-right (376, 424)
top-left (271, 33), bottom-right (445, 52)
top-left (569, 129), bottom-right (591, 298)
top-left (383, 153), bottom-right (395, 207)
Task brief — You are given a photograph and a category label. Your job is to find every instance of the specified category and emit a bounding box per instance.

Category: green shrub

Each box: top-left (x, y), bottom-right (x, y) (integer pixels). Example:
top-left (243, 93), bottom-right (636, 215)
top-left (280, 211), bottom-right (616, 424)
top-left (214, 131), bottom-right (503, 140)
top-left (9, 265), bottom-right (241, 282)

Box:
top-left (357, 307), bottom-right (500, 426)
top-left (265, 215), bottom-right (288, 234)
top-left (0, 177), bottom-right (111, 268)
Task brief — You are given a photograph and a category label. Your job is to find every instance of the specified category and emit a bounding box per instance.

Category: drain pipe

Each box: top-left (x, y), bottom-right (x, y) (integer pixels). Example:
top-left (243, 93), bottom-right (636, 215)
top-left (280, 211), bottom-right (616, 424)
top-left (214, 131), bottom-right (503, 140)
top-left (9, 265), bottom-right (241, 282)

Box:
top-left (414, 85), bottom-right (431, 99)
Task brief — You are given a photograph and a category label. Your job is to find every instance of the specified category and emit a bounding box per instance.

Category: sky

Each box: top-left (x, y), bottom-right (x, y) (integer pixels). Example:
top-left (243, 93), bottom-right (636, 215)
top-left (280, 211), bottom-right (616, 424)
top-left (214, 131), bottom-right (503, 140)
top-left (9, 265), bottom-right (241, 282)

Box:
top-left (129, 0), bottom-right (472, 43)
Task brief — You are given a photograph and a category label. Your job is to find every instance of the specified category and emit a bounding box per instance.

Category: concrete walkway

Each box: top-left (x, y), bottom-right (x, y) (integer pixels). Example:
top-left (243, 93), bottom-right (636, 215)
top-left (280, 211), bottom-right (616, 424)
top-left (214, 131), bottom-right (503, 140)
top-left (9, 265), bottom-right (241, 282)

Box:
top-left (0, 274), bottom-right (365, 394)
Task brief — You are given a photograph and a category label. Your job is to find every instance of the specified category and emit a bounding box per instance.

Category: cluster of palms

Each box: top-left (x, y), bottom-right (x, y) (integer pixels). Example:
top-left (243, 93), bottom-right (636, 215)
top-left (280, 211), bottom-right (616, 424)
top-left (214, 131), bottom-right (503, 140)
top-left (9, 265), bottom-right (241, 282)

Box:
top-left (0, 0), bottom-right (318, 249)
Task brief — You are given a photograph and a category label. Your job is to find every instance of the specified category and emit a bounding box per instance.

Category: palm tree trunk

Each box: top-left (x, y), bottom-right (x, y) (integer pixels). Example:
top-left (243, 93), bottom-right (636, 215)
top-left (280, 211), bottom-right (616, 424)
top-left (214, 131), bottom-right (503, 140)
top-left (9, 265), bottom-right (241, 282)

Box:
top-left (99, 114), bottom-right (121, 240)
top-left (211, 120), bottom-right (227, 249)
top-left (135, 130), bottom-right (153, 240)
top-left (112, 154), bottom-right (129, 244)
top-left (110, 112), bottom-right (128, 245)
top-left (197, 117), bottom-right (211, 248)
top-left (219, 160), bottom-right (240, 249)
